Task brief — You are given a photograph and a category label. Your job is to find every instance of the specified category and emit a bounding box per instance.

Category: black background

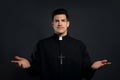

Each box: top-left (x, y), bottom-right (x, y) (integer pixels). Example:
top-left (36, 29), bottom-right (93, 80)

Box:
top-left (0, 0), bottom-right (120, 80)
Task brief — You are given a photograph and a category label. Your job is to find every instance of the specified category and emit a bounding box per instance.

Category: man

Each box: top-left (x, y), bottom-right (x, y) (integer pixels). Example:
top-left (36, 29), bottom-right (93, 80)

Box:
top-left (11, 8), bottom-right (111, 80)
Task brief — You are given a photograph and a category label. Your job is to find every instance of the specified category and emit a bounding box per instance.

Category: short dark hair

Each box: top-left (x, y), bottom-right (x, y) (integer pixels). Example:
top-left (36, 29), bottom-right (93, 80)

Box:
top-left (52, 8), bottom-right (69, 21)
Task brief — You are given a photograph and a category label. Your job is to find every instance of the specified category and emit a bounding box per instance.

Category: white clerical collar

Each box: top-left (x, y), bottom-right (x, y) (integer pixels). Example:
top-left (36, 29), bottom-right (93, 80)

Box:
top-left (59, 36), bottom-right (63, 40)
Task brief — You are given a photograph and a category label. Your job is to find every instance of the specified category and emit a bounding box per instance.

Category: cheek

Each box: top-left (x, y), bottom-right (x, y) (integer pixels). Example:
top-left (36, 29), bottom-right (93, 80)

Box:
top-left (52, 24), bottom-right (57, 28)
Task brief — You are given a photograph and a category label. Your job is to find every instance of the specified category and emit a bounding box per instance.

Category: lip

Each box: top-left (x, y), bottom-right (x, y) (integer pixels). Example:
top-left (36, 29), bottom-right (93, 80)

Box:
top-left (57, 27), bottom-right (64, 29)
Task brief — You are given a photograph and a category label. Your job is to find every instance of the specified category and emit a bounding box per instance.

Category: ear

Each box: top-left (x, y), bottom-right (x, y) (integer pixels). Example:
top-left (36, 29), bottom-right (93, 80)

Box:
top-left (51, 21), bottom-right (54, 26)
top-left (67, 21), bottom-right (70, 28)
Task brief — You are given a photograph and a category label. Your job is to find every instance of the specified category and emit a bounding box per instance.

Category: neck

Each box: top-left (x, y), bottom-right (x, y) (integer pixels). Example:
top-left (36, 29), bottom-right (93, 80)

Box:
top-left (55, 31), bottom-right (67, 37)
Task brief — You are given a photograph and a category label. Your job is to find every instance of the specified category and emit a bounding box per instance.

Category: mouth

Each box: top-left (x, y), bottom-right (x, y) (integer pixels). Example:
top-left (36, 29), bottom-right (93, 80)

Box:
top-left (57, 27), bottom-right (64, 29)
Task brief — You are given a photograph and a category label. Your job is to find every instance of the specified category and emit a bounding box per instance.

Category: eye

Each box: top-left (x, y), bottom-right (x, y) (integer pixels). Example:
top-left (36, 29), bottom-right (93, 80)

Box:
top-left (62, 19), bottom-right (67, 22)
top-left (54, 20), bottom-right (59, 22)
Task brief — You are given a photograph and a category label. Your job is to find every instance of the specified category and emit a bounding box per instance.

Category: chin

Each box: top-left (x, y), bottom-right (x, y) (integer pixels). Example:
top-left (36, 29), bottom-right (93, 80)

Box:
top-left (55, 31), bottom-right (64, 34)
top-left (56, 31), bottom-right (63, 33)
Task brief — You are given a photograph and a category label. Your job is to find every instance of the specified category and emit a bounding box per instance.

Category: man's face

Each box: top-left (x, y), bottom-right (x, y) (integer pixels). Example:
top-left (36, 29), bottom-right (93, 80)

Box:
top-left (52, 14), bottom-right (70, 34)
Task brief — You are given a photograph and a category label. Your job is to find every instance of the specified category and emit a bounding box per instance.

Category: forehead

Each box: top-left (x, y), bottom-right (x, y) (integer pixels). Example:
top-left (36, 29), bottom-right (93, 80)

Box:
top-left (53, 14), bottom-right (67, 20)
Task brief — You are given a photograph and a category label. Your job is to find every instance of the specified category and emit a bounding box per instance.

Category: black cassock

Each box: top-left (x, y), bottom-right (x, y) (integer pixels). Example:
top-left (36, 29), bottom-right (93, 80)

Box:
top-left (27, 34), bottom-right (95, 80)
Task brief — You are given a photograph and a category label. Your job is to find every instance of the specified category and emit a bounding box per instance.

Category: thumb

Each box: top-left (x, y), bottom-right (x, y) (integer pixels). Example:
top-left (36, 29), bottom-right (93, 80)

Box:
top-left (15, 56), bottom-right (24, 60)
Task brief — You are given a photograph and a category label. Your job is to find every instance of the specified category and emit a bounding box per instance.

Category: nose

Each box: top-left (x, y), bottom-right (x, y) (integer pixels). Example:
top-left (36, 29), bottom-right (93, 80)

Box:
top-left (58, 21), bottom-right (62, 26)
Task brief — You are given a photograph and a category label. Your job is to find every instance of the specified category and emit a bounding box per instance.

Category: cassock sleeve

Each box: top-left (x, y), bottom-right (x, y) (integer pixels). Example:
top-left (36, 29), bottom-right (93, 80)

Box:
top-left (81, 43), bottom-right (96, 80)
top-left (25, 41), bottom-right (41, 77)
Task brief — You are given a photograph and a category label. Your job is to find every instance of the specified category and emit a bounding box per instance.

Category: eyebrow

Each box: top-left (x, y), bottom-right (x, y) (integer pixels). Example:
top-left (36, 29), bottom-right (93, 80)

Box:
top-left (54, 18), bottom-right (67, 21)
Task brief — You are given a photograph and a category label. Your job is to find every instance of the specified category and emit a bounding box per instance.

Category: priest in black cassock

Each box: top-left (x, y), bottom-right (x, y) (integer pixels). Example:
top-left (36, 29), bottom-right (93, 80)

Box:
top-left (11, 8), bottom-right (111, 80)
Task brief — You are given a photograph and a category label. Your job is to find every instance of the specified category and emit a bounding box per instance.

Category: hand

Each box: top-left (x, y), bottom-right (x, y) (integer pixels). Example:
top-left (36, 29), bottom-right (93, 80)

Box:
top-left (11, 56), bottom-right (31, 69)
top-left (91, 59), bottom-right (111, 70)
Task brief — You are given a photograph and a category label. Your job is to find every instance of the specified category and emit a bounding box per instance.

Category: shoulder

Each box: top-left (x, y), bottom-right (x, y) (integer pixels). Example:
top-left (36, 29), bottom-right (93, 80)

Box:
top-left (69, 36), bottom-right (86, 47)
top-left (36, 36), bottom-right (53, 44)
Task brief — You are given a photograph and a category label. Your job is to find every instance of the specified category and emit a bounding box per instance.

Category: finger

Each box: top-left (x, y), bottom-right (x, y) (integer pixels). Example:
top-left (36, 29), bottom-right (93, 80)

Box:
top-left (108, 62), bottom-right (111, 64)
top-left (102, 62), bottom-right (112, 67)
top-left (11, 60), bottom-right (19, 64)
top-left (18, 62), bottom-right (22, 67)
top-left (106, 62), bottom-right (112, 65)
top-left (101, 59), bottom-right (108, 63)
top-left (19, 63), bottom-right (25, 69)
top-left (101, 60), bottom-right (110, 64)
top-left (103, 60), bottom-right (111, 64)
top-left (20, 63), bottom-right (23, 68)
top-left (20, 64), bottom-right (26, 69)
top-left (15, 56), bottom-right (24, 60)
